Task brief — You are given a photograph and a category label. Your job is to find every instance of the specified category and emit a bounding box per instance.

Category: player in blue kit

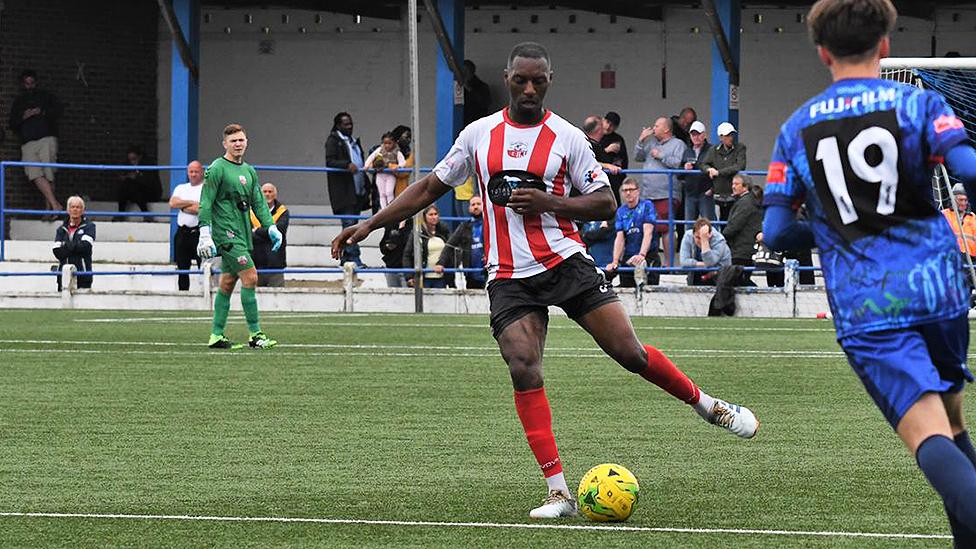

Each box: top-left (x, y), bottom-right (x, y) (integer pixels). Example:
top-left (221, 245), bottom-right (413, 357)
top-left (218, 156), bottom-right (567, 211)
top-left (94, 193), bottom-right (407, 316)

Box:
top-left (762, 0), bottom-right (976, 542)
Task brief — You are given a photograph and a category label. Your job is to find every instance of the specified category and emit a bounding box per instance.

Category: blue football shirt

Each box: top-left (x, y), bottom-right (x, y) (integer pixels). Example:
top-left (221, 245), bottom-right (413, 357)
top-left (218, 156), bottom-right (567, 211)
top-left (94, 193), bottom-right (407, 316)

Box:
top-left (615, 199), bottom-right (658, 258)
top-left (764, 77), bottom-right (970, 338)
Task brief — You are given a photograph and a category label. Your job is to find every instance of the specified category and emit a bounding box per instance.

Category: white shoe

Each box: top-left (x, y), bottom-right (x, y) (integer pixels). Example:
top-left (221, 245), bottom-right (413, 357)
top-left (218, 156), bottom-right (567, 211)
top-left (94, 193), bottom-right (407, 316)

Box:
top-left (707, 399), bottom-right (760, 439)
top-left (529, 489), bottom-right (578, 519)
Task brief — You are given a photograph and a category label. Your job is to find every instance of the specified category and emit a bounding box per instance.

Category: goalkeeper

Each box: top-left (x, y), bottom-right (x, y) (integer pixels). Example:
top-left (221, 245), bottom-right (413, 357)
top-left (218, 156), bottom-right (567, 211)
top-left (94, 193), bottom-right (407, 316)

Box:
top-left (197, 123), bottom-right (282, 349)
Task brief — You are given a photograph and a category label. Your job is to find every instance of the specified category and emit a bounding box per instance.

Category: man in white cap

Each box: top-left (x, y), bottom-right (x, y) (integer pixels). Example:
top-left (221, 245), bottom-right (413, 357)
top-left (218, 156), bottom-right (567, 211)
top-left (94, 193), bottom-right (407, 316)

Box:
top-left (680, 120), bottom-right (714, 221)
top-left (702, 121), bottom-right (747, 221)
top-left (943, 183), bottom-right (976, 259)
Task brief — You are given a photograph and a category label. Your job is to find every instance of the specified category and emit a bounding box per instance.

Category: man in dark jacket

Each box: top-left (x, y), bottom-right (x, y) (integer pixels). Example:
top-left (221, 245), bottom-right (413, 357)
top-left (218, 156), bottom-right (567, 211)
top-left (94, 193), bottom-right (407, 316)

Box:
top-left (251, 183), bottom-right (289, 287)
top-left (599, 111), bottom-right (628, 199)
top-left (721, 174), bottom-right (763, 285)
top-left (436, 196), bottom-right (486, 289)
top-left (53, 196), bottom-right (95, 291)
top-left (325, 112), bottom-right (367, 266)
top-left (9, 69), bottom-right (63, 215)
top-left (681, 121), bottom-right (714, 222)
top-left (702, 122), bottom-right (747, 221)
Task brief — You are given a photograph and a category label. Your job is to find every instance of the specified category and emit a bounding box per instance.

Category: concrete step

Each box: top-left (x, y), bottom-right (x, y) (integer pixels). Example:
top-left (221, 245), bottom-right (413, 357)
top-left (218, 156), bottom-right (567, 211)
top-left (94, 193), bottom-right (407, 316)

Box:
top-left (85, 201), bottom-right (347, 225)
top-left (2, 240), bottom-right (385, 267)
top-left (7, 219), bottom-right (383, 247)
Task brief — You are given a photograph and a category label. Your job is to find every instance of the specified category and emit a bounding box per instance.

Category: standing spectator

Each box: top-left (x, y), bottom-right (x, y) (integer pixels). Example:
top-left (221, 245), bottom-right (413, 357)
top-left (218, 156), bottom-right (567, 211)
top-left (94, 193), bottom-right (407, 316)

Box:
top-left (681, 121), bottom-right (714, 222)
top-left (679, 217), bottom-right (731, 286)
top-left (671, 106), bottom-right (697, 147)
top-left (436, 195), bottom-right (487, 289)
top-left (251, 183), bottom-right (289, 287)
top-left (326, 112), bottom-right (367, 266)
top-left (404, 205), bottom-right (452, 289)
top-left (9, 69), bottom-right (63, 216)
top-left (633, 116), bottom-right (687, 266)
top-left (582, 115), bottom-right (621, 179)
top-left (703, 122), bottom-right (747, 221)
top-left (168, 160), bottom-right (204, 291)
top-left (392, 125), bottom-right (413, 198)
top-left (462, 59), bottom-right (493, 126)
top-left (607, 178), bottom-right (658, 288)
top-left (599, 111), bottom-right (628, 199)
top-left (116, 145), bottom-right (162, 221)
top-left (943, 183), bottom-right (976, 259)
top-left (53, 196), bottom-right (95, 291)
top-left (364, 132), bottom-right (406, 210)
top-left (380, 220), bottom-right (410, 287)
top-left (722, 174), bottom-right (764, 285)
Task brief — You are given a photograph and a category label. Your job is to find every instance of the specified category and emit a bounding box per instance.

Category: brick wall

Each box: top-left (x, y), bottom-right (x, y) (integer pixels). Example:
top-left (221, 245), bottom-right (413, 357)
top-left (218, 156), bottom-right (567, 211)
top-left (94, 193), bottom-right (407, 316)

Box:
top-left (0, 0), bottom-right (158, 210)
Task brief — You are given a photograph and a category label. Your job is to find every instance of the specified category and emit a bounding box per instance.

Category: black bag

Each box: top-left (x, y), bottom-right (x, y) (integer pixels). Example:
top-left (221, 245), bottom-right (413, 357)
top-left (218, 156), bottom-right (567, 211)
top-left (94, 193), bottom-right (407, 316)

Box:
top-left (708, 265), bottom-right (745, 317)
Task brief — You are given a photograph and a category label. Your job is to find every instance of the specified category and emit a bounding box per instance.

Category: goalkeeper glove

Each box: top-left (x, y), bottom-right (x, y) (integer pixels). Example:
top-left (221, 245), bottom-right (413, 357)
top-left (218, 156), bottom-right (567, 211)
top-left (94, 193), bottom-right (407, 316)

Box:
top-left (268, 225), bottom-right (283, 252)
top-left (197, 225), bottom-right (217, 259)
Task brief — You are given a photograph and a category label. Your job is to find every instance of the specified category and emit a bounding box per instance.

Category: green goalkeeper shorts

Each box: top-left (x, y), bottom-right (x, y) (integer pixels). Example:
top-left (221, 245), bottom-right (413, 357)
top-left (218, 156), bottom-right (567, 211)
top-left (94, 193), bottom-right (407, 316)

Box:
top-left (218, 242), bottom-right (255, 275)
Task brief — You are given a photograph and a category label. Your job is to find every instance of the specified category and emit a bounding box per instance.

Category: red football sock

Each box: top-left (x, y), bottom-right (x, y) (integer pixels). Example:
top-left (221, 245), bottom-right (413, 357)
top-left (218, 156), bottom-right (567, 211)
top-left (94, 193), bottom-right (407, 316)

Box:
top-left (514, 387), bottom-right (563, 478)
top-left (640, 344), bottom-right (700, 404)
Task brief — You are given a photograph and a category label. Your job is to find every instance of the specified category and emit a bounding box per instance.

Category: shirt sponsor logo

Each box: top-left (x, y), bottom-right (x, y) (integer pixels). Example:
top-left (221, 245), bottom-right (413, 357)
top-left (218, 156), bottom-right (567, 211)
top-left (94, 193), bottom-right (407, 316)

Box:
top-left (506, 141), bottom-right (529, 158)
top-left (767, 161), bottom-right (787, 184)
top-left (237, 255), bottom-right (249, 266)
top-left (808, 88), bottom-right (897, 118)
top-left (934, 114), bottom-right (964, 134)
top-left (239, 175), bottom-right (248, 186)
top-left (584, 170), bottom-right (602, 185)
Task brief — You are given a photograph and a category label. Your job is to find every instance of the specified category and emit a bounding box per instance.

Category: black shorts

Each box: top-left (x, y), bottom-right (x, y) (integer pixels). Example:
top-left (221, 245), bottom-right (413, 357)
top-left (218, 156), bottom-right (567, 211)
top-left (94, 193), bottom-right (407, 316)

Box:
top-left (487, 253), bottom-right (619, 339)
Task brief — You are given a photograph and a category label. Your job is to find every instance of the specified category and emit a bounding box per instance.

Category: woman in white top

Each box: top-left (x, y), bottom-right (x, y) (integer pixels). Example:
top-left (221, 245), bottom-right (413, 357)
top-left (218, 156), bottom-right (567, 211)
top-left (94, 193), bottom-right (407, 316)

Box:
top-left (403, 204), bottom-right (453, 288)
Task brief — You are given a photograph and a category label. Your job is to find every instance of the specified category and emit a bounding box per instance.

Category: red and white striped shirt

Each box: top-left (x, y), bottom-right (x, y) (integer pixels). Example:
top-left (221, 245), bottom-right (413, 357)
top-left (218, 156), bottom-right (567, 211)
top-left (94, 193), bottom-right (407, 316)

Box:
top-left (433, 109), bottom-right (610, 281)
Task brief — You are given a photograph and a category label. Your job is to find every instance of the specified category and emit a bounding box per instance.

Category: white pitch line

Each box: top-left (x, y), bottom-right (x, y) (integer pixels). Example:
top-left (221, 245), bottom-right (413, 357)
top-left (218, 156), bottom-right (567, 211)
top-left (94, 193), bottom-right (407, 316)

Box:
top-left (0, 511), bottom-right (950, 540)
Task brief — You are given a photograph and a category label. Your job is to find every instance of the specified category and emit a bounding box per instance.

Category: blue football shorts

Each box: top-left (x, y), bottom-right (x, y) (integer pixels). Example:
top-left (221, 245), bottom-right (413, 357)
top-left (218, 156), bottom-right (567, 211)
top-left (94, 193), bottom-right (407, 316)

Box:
top-left (840, 313), bottom-right (972, 429)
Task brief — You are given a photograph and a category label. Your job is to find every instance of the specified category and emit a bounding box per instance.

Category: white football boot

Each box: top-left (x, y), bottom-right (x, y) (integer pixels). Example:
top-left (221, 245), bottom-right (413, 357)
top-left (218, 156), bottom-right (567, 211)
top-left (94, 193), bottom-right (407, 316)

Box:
top-left (706, 399), bottom-right (760, 439)
top-left (529, 489), bottom-right (578, 519)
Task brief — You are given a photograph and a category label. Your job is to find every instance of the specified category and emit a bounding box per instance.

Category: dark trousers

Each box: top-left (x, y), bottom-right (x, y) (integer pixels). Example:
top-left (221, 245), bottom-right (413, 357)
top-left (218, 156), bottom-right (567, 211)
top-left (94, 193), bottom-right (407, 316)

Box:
top-left (117, 181), bottom-right (149, 220)
top-left (766, 249), bottom-right (816, 287)
top-left (732, 257), bottom-right (756, 286)
top-left (716, 199), bottom-right (734, 222)
top-left (334, 207), bottom-right (363, 266)
top-left (174, 225), bottom-right (200, 291)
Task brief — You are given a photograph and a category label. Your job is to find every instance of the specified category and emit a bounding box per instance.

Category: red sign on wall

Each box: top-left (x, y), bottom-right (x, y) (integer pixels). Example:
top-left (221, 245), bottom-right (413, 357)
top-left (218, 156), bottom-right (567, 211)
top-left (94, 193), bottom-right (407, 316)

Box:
top-left (600, 70), bottom-right (615, 89)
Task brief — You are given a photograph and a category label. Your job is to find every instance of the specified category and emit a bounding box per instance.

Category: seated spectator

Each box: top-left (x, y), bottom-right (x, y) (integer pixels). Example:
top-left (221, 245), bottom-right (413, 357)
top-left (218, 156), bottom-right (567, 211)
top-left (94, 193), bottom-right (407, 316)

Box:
top-left (702, 122), bottom-right (747, 221)
top-left (607, 178), bottom-right (659, 287)
top-left (435, 196), bottom-right (487, 289)
top-left (251, 183), bottom-right (289, 287)
top-left (633, 116), bottom-right (687, 266)
top-left (680, 217), bottom-right (731, 286)
top-left (169, 160), bottom-right (205, 291)
top-left (53, 195), bottom-right (95, 291)
top-left (380, 220), bottom-right (410, 287)
top-left (364, 132), bottom-right (406, 210)
top-left (760, 203), bottom-right (816, 287)
top-left (581, 219), bottom-right (615, 281)
top-left (722, 174), bottom-right (764, 285)
top-left (943, 183), bottom-right (976, 260)
top-left (404, 205), bottom-right (452, 289)
top-left (116, 145), bottom-right (162, 221)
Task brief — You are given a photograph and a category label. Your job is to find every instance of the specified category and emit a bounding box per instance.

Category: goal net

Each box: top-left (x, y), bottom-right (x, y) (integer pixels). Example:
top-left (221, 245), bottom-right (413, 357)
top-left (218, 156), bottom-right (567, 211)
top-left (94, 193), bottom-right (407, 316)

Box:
top-left (881, 58), bottom-right (976, 286)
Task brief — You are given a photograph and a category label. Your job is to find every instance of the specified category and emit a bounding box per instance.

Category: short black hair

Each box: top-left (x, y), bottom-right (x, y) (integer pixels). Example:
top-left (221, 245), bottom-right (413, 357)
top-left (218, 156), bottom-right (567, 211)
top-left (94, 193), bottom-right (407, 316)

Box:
top-left (332, 112), bottom-right (352, 131)
top-left (807, 0), bottom-right (897, 60)
top-left (20, 69), bottom-right (36, 81)
top-left (507, 42), bottom-right (551, 71)
top-left (604, 111), bottom-right (621, 127)
top-left (391, 125), bottom-right (411, 141)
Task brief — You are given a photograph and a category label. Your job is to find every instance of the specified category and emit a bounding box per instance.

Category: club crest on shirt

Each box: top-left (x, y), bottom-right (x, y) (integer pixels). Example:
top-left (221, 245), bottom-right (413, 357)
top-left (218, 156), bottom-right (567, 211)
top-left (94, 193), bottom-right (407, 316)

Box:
top-left (584, 170), bottom-right (602, 185)
top-left (507, 142), bottom-right (529, 158)
top-left (237, 255), bottom-right (249, 266)
top-left (226, 230), bottom-right (236, 239)
top-left (239, 175), bottom-right (248, 186)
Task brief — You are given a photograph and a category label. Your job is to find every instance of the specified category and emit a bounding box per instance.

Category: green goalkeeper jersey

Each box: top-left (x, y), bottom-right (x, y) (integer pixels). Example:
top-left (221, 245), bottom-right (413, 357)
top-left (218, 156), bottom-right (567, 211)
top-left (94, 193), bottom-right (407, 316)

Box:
top-left (199, 156), bottom-right (273, 250)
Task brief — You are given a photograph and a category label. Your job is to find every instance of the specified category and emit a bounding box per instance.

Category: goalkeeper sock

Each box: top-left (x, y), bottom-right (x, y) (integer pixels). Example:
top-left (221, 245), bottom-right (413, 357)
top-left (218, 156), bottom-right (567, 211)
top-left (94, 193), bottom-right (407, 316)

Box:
top-left (514, 387), bottom-right (564, 481)
top-left (916, 435), bottom-right (976, 535)
top-left (212, 290), bottom-right (231, 336)
top-left (638, 345), bottom-right (700, 404)
top-left (955, 431), bottom-right (976, 468)
top-left (241, 286), bottom-right (260, 334)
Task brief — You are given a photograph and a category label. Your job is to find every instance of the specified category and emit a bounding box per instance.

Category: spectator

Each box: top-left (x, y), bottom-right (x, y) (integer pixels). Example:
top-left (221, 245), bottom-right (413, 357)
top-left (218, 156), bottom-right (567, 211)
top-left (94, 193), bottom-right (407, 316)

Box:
top-left (53, 196), bottom-right (95, 291)
top-left (462, 59), bottom-right (493, 126)
top-left (251, 183), bottom-right (289, 287)
top-left (116, 145), bottom-right (162, 221)
top-left (380, 220), bottom-right (410, 287)
top-left (633, 116), bottom-right (687, 266)
top-left (168, 160), bottom-right (204, 291)
top-left (679, 217), bottom-right (731, 286)
top-left (943, 183), bottom-right (976, 259)
top-left (582, 115), bottom-right (621, 178)
top-left (436, 195), bottom-right (487, 289)
top-left (326, 112), bottom-right (367, 266)
top-left (607, 177), bottom-right (658, 288)
top-left (702, 122), bottom-right (747, 221)
top-left (681, 121), bottom-right (714, 223)
top-left (671, 106), bottom-right (697, 147)
top-left (581, 219), bottom-right (615, 280)
top-left (760, 204), bottom-right (816, 287)
top-left (404, 205), bottom-right (452, 289)
top-left (9, 69), bottom-right (63, 216)
top-left (599, 111), bottom-right (628, 199)
top-left (364, 132), bottom-right (406, 210)
top-left (392, 125), bottom-right (413, 198)
top-left (722, 174), bottom-right (764, 285)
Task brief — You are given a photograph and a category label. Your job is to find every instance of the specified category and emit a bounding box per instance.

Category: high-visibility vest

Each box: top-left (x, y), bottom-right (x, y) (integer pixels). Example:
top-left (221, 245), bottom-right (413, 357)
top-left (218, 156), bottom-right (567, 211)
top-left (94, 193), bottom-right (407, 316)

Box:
top-left (942, 208), bottom-right (976, 256)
